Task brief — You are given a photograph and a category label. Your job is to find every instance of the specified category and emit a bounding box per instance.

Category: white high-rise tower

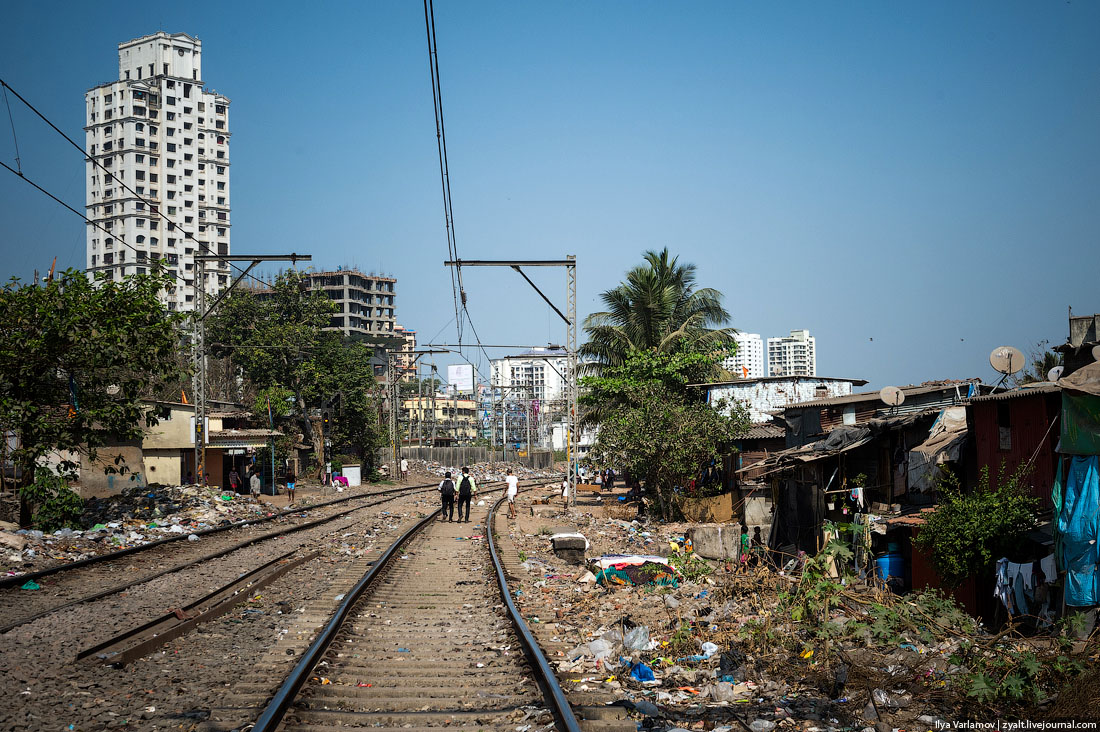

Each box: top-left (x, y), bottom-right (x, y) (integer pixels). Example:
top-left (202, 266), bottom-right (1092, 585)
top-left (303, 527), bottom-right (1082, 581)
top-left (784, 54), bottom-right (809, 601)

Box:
top-left (85, 32), bottom-right (231, 310)
top-left (722, 333), bottom-right (765, 379)
top-left (767, 329), bottom-right (817, 376)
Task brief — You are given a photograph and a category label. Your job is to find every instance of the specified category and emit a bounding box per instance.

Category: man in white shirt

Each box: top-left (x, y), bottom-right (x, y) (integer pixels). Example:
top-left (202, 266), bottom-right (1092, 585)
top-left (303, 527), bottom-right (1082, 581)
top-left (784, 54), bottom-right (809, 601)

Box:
top-left (505, 468), bottom-right (519, 519)
top-left (400, 457), bottom-right (409, 483)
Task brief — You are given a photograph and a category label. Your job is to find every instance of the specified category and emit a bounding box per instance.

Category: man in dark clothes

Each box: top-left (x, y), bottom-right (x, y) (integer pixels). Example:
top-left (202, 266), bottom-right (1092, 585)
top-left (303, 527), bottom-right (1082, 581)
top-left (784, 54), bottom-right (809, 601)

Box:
top-left (439, 471), bottom-right (456, 522)
top-left (456, 466), bottom-right (478, 523)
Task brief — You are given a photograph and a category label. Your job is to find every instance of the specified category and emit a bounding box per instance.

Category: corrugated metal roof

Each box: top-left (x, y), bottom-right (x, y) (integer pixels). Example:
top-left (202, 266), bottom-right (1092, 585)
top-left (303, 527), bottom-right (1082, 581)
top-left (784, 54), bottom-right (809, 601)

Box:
top-left (741, 423), bottom-right (786, 439)
top-left (209, 428), bottom-right (281, 439)
top-left (782, 381), bottom-right (982, 410)
top-left (965, 382), bottom-right (1060, 403)
top-left (694, 376), bottom-right (868, 388)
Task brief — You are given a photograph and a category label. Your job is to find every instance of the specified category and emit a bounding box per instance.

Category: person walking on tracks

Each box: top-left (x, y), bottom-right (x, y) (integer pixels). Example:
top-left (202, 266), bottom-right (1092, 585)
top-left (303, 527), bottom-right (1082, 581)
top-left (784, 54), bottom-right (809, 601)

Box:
top-left (400, 457), bottom-right (409, 482)
top-left (439, 471), bottom-right (456, 522)
top-left (456, 466), bottom-right (477, 523)
top-left (505, 468), bottom-right (519, 519)
top-left (249, 469), bottom-right (262, 502)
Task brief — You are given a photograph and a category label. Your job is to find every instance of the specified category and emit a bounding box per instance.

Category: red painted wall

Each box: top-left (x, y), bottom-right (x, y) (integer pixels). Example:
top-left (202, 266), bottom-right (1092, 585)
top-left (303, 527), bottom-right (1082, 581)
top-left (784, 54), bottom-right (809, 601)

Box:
top-left (970, 393), bottom-right (1059, 510)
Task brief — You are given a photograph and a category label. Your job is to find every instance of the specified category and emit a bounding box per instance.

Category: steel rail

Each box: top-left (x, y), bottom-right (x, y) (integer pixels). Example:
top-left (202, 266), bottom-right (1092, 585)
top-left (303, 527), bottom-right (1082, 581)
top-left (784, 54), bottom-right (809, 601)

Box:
top-left (75, 547), bottom-right (300, 661)
top-left (248, 478), bottom-right (562, 732)
top-left (249, 507), bottom-right (443, 732)
top-left (487, 494), bottom-right (583, 732)
top-left (77, 550), bottom-right (319, 665)
top-left (1, 476), bottom-right (561, 633)
top-left (0, 483), bottom-right (447, 633)
top-left (0, 480), bottom-right (442, 590)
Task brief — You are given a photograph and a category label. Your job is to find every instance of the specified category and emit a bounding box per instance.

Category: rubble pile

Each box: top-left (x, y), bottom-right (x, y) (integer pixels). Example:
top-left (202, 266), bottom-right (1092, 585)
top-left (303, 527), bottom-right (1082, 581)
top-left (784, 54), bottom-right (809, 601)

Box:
top-left (509, 511), bottom-right (1095, 729)
top-left (409, 459), bottom-right (561, 484)
top-left (1, 484), bottom-right (279, 577)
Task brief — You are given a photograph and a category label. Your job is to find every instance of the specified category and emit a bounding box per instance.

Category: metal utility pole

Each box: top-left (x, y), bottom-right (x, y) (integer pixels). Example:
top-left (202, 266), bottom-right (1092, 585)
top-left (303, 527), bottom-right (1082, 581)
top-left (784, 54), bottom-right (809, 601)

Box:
top-left (192, 253), bottom-right (310, 488)
top-left (387, 350), bottom-right (447, 470)
top-left (442, 258), bottom-right (577, 501)
top-left (387, 353), bottom-right (399, 478)
top-left (525, 382), bottom-right (533, 463)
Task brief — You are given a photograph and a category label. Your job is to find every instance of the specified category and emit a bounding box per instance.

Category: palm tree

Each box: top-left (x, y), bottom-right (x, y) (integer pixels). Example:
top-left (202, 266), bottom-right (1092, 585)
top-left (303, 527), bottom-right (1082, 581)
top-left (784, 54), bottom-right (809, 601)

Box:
top-left (580, 248), bottom-right (736, 371)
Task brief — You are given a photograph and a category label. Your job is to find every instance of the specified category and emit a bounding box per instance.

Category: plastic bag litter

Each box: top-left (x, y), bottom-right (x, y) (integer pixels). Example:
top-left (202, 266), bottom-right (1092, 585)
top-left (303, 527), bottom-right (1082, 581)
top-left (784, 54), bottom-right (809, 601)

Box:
top-left (588, 638), bottom-right (614, 661)
top-left (872, 688), bottom-right (911, 708)
top-left (708, 681), bottom-right (739, 702)
top-left (624, 625), bottom-right (651, 651)
top-left (701, 641), bottom-right (719, 658)
top-left (630, 661), bottom-right (655, 682)
top-left (187, 534), bottom-right (200, 542)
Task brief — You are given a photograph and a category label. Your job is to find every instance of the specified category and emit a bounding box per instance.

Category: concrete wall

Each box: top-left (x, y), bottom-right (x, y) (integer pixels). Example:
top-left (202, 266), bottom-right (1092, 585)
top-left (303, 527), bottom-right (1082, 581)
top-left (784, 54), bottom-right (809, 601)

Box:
top-left (143, 404), bottom-right (194, 449)
top-left (78, 442), bottom-right (147, 497)
top-left (145, 449), bottom-right (183, 485)
top-left (709, 378), bottom-right (857, 422)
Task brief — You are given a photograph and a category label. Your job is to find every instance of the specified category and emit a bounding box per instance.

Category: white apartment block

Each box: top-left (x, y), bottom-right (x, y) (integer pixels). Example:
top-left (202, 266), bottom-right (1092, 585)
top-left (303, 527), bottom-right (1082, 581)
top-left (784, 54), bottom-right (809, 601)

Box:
top-left (85, 32), bottom-right (231, 310)
top-left (491, 348), bottom-right (569, 403)
top-left (767, 329), bottom-right (816, 377)
top-left (722, 332), bottom-right (765, 379)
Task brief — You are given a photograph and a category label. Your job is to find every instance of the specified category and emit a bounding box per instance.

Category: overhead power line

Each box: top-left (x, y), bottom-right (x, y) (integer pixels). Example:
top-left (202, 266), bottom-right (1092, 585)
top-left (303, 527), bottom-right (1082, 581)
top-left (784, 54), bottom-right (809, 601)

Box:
top-left (423, 0), bottom-right (466, 345)
top-left (423, 0), bottom-right (501, 389)
top-left (1, 159), bottom-right (191, 291)
top-left (0, 76), bottom-right (266, 289)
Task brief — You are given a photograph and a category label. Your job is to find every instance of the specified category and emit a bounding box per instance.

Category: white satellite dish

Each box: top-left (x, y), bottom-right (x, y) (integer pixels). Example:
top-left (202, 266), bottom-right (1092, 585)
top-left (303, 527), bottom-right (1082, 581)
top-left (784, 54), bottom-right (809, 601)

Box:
top-left (880, 386), bottom-right (905, 407)
top-left (990, 346), bottom-right (1025, 375)
top-left (1093, 344), bottom-right (1100, 362)
top-left (1047, 365), bottom-right (1065, 382)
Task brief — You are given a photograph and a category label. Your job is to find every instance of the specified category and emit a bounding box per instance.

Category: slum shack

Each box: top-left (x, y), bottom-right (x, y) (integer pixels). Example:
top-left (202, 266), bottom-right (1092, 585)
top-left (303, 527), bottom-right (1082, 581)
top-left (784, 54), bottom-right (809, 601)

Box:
top-left (743, 380), bottom-right (988, 594)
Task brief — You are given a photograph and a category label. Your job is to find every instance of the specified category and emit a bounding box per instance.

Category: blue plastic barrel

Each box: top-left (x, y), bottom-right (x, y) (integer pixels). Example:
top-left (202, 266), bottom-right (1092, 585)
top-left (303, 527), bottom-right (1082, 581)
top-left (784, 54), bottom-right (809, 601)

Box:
top-left (874, 553), bottom-right (905, 581)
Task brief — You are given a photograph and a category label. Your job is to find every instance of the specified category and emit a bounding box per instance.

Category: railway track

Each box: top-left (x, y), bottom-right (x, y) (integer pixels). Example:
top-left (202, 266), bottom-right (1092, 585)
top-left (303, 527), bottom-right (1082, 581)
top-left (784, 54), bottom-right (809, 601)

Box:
top-left (0, 476), bottom-right (559, 634)
top-left (0, 481), bottom-right (444, 632)
top-left (241, 492), bottom-right (581, 732)
top-left (0, 479), bottom-right (441, 591)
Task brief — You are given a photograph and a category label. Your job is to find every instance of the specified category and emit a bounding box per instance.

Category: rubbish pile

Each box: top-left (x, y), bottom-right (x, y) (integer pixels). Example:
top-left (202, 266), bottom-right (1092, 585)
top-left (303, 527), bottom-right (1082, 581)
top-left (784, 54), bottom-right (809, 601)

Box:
top-left (509, 511), bottom-right (1094, 728)
top-left (0, 484), bottom-right (278, 577)
top-left (409, 459), bottom-right (561, 484)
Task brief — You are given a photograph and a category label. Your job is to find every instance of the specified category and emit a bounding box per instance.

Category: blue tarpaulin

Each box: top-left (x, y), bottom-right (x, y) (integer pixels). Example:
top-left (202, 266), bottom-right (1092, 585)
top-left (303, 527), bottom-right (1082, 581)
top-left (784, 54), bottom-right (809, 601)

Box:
top-left (1057, 455), bottom-right (1100, 607)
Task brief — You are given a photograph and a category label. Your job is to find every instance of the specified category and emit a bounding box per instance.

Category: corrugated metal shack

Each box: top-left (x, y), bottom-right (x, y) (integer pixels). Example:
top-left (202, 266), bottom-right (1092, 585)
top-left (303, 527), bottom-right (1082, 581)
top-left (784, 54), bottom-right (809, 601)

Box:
top-left (743, 380), bottom-right (989, 588)
top-left (965, 382), bottom-right (1061, 510)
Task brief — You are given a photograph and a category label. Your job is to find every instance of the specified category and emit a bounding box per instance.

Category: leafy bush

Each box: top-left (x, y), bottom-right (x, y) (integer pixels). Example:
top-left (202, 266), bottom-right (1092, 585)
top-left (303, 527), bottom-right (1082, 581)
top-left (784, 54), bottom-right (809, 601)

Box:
top-left (667, 551), bottom-right (714, 582)
top-left (914, 464), bottom-right (1038, 588)
top-left (20, 468), bottom-right (84, 532)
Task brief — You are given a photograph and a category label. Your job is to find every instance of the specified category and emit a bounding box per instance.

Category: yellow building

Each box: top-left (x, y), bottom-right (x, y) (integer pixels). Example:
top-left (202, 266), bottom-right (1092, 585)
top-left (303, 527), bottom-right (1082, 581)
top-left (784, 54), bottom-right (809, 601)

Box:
top-left (79, 401), bottom-right (281, 493)
top-left (402, 396), bottom-right (479, 444)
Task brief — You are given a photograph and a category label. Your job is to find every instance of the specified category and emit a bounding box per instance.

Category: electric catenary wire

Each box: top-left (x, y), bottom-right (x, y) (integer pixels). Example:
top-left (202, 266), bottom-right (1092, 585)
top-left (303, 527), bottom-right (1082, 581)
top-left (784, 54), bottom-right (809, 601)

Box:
top-left (1, 159), bottom-right (193, 291)
top-left (423, 0), bottom-right (465, 347)
top-left (2, 83), bottom-right (22, 175)
top-left (423, 1), bottom-right (502, 394)
top-left (0, 77), bottom-right (266, 289)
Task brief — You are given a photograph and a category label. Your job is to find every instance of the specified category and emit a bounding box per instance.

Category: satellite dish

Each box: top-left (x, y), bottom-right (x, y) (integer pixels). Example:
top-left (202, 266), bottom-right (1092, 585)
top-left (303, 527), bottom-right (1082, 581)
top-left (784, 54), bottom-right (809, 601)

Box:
top-left (990, 346), bottom-right (1025, 375)
top-left (880, 386), bottom-right (905, 407)
top-left (1047, 365), bottom-right (1065, 382)
top-left (1093, 344), bottom-right (1100, 362)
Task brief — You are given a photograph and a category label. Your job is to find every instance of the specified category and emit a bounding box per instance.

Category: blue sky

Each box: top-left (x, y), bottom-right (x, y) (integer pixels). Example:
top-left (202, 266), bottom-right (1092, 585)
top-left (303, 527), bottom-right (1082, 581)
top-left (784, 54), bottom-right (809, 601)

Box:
top-left (2, 1), bottom-right (1097, 389)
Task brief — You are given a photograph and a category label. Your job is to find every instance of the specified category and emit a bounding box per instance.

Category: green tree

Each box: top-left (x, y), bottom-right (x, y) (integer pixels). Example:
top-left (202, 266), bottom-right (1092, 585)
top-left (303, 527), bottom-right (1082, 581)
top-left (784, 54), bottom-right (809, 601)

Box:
top-left (580, 248), bottom-right (736, 373)
top-left (1013, 340), bottom-right (1064, 386)
top-left (0, 269), bottom-right (186, 524)
top-left (914, 464), bottom-right (1038, 588)
top-left (208, 272), bottom-right (386, 476)
top-left (584, 348), bottom-right (750, 518)
top-left (306, 336), bottom-right (387, 467)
